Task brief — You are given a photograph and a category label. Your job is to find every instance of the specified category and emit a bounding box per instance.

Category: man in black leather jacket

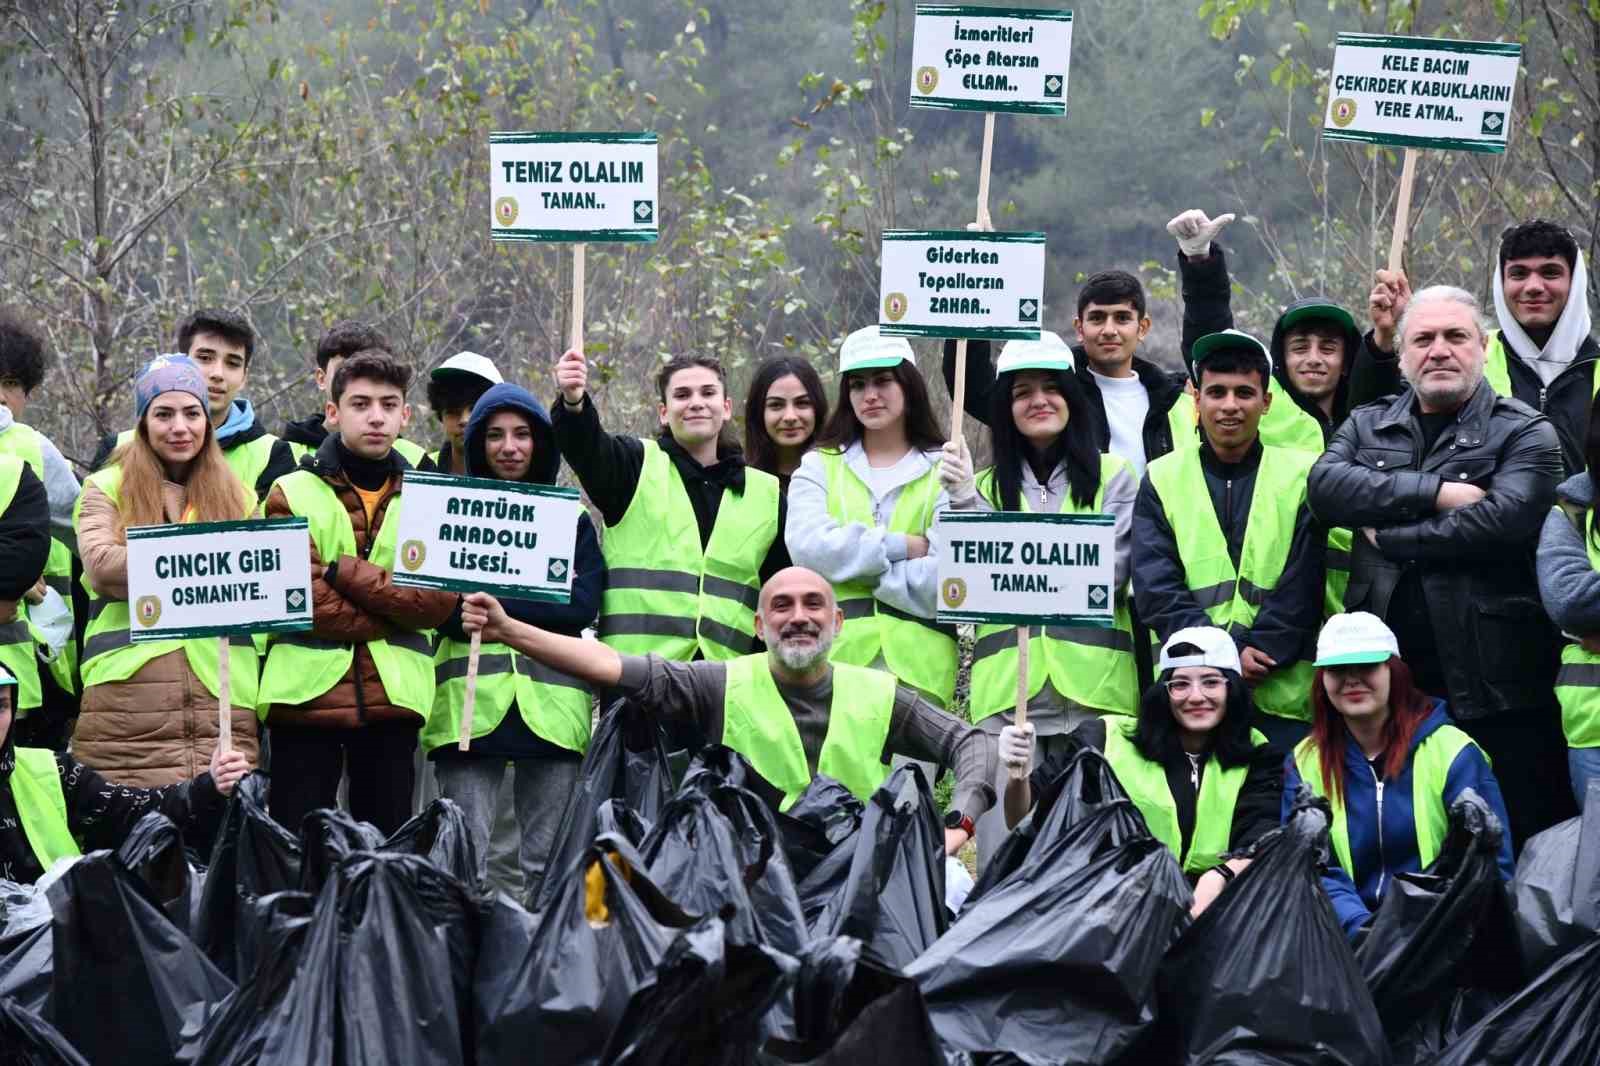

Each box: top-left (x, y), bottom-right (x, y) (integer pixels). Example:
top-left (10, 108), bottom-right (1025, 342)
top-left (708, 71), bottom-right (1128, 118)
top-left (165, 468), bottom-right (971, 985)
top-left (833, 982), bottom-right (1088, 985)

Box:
top-left (1308, 284), bottom-right (1570, 848)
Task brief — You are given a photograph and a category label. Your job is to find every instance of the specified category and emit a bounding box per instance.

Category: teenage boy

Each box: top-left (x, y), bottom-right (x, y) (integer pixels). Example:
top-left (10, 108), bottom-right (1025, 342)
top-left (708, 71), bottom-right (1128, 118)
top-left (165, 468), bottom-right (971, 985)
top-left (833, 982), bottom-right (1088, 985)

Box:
top-left (259, 350), bottom-right (458, 834)
top-left (282, 320), bottom-right (430, 468)
top-left (943, 208), bottom-right (1237, 477)
top-left (425, 351), bottom-right (502, 474)
top-left (1357, 219), bottom-right (1597, 473)
top-left (90, 309), bottom-right (296, 501)
top-left (552, 347), bottom-right (787, 663)
top-left (1134, 329), bottom-right (1326, 755)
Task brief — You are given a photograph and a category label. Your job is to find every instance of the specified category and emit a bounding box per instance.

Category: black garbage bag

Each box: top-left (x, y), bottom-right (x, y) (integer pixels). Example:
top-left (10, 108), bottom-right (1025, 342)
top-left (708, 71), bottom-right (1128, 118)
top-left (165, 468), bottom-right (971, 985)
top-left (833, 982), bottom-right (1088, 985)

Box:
top-left (640, 789), bottom-right (763, 946)
top-left (906, 798), bottom-right (1187, 1062)
top-left (805, 765), bottom-right (945, 971)
top-left (474, 834), bottom-right (693, 1066)
top-left (1355, 790), bottom-right (1522, 1062)
top-left (707, 780), bottom-right (808, 956)
top-left (115, 811), bottom-right (200, 935)
top-left (765, 937), bottom-right (949, 1065)
top-left (1510, 777), bottom-right (1600, 974)
top-left (194, 772), bottom-right (302, 980)
top-left (0, 997), bottom-right (88, 1066)
top-left (599, 913), bottom-right (797, 1066)
top-left (535, 700), bottom-right (675, 913)
top-left (295, 808), bottom-right (385, 894)
top-left (777, 775), bottom-right (861, 883)
top-left (189, 891), bottom-right (316, 1066)
top-left (257, 852), bottom-right (481, 1066)
top-left (45, 849), bottom-right (235, 1065)
top-left (964, 745), bottom-right (1127, 908)
top-left (1426, 931), bottom-right (1600, 1064)
top-left (1154, 792), bottom-right (1389, 1065)
top-left (382, 797), bottom-right (482, 891)
top-left (0, 880), bottom-right (54, 1014)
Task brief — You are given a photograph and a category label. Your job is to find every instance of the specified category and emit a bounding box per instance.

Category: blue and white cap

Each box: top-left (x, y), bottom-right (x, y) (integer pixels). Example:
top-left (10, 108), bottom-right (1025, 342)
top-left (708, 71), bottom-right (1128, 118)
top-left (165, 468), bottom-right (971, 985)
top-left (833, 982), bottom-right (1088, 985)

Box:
top-left (839, 326), bottom-right (911, 375)
top-left (997, 331), bottom-right (1073, 374)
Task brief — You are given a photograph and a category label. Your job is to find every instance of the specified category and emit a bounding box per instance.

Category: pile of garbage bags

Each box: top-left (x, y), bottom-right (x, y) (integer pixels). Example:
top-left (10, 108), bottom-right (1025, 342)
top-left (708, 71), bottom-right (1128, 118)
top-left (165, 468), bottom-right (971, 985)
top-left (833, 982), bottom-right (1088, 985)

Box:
top-left (7, 700), bottom-right (1600, 1065)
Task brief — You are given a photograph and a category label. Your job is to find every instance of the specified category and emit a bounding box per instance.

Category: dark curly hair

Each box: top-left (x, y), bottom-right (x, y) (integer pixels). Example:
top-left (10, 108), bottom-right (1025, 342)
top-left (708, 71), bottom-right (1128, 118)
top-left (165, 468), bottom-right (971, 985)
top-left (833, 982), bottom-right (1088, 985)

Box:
top-left (0, 308), bottom-right (46, 395)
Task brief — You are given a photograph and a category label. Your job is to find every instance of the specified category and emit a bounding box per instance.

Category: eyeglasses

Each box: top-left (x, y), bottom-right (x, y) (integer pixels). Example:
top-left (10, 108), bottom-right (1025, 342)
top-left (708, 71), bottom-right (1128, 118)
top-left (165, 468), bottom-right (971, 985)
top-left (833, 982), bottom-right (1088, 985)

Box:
top-left (1165, 675), bottom-right (1228, 698)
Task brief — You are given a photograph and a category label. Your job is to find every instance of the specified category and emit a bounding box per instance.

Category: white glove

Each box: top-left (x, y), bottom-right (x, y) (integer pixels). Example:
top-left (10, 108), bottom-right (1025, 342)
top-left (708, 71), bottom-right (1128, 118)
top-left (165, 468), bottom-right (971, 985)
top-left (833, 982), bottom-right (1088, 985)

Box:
top-left (939, 439), bottom-right (977, 506)
top-left (25, 588), bottom-right (71, 657)
top-left (944, 855), bottom-right (975, 915)
top-left (1166, 209), bottom-right (1236, 258)
top-left (999, 722), bottom-right (1035, 780)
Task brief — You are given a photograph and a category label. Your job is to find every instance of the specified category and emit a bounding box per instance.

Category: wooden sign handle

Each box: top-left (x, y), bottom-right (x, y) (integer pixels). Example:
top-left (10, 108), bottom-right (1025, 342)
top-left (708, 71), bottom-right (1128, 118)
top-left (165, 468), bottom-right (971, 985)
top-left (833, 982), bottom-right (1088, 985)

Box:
top-left (1014, 625), bottom-right (1029, 731)
top-left (458, 628), bottom-right (482, 752)
top-left (217, 635), bottom-right (232, 755)
top-left (950, 339), bottom-right (968, 444)
top-left (976, 112), bottom-right (996, 229)
top-left (1386, 147), bottom-right (1418, 275)
top-left (570, 243), bottom-right (586, 353)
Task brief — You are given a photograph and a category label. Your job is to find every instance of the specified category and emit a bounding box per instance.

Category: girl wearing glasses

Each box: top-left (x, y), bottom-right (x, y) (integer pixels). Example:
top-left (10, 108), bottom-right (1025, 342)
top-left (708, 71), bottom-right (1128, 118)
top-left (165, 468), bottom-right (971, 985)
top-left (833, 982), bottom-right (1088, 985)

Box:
top-left (999, 626), bottom-right (1280, 913)
top-left (1285, 612), bottom-right (1515, 940)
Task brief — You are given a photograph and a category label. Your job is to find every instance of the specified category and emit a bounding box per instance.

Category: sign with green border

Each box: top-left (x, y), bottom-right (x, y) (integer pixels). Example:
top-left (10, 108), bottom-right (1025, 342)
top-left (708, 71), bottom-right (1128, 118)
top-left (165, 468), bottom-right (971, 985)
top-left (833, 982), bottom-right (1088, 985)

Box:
top-left (937, 511), bottom-right (1114, 625)
top-left (910, 5), bottom-right (1072, 115)
top-left (125, 518), bottom-right (312, 641)
top-left (880, 230), bottom-right (1045, 340)
top-left (489, 132), bottom-right (659, 242)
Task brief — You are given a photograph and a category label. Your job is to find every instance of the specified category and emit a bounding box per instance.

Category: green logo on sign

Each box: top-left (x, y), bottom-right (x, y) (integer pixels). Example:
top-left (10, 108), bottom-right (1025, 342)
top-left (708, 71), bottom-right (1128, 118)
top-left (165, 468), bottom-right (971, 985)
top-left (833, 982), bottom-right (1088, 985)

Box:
top-left (547, 558), bottom-right (570, 583)
top-left (1481, 111), bottom-right (1505, 135)
top-left (633, 200), bottom-right (654, 224)
top-left (1043, 75), bottom-right (1063, 98)
top-left (1087, 584), bottom-right (1108, 609)
top-left (1019, 298), bottom-right (1039, 323)
top-left (286, 587), bottom-right (307, 613)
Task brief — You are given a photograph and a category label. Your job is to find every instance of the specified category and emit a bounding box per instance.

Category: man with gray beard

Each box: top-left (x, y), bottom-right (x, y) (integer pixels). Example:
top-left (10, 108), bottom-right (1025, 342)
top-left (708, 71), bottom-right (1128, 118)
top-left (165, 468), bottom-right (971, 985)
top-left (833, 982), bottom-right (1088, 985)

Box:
top-left (1309, 285), bottom-right (1569, 848)
top-left (458, 566), bottom-right (995, 855)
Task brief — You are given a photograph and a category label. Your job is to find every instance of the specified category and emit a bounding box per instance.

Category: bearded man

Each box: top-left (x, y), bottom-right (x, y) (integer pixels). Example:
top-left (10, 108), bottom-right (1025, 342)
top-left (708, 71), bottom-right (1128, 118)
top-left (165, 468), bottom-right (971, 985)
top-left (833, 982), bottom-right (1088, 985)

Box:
top-left (459, 566), bottom-right (995, 854)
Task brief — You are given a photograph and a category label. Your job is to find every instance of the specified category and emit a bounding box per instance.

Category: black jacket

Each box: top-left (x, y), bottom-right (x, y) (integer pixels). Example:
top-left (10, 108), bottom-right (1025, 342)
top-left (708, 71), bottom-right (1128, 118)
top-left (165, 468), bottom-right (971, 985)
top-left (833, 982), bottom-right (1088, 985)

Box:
top-left (0, 464), bottom-right (48, 602)
top-left (1348, 329), bottom-right (1600, 475)
top-left (1132, 440), bottom-right (1325, 665)
top-left (89, 406), bottom-right (296, 501)
top-left (1267, 297), bottom-right (1365, 445)
top-left (941, 248), bottom-right (1235, 460)
top-left (0, 731), bottom-right (225, 884)
top-left (1307, 382), bottom-right (1563, 718)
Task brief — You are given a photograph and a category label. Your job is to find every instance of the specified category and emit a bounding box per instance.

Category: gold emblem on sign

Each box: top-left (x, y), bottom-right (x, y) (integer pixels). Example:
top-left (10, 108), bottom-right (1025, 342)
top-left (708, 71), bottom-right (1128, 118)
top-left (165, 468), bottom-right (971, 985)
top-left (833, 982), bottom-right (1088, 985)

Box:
top-left (494, 196), bottom-right (519, 227)
top-left (915, 66), bottom-right (939, 95)
top-left (884, 292), bottom-right (909, 322)
top-left (941, 577), bottom-right (967, 608)
top-left (1330, 98), bottom-right (1357, 128)
top-left (135, 595), bottom-right (162, 628)
top-left (401, 540), bottom-right (426, 571)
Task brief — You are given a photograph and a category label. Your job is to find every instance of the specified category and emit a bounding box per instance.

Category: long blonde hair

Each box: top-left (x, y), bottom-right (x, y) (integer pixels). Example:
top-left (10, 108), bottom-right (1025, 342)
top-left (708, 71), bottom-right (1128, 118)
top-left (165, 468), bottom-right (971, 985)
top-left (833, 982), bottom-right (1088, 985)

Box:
top-left (109, 414), bottom-right (253, 531)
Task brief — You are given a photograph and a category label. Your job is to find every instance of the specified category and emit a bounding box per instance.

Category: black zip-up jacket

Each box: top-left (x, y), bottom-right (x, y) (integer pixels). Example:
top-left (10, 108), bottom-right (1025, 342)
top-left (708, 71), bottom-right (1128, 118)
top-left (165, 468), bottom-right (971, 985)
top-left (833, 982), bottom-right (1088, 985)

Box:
top-left (1132, 439), bottom-right (1326, 665)
top-left (1348, 329), bottom-right (1600, 475)
top-left (941, 247), bottom-right (1235, 460)
top-left (1308, 382), bottom-right (1563, 719)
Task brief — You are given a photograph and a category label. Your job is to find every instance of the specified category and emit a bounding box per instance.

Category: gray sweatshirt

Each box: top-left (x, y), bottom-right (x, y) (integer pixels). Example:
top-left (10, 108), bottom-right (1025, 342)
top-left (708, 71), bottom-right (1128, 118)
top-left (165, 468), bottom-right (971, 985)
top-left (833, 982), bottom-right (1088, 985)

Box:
top-left (1539, 472), bottom-right (1600, 634)
top-left (785, 442), bottom-right (949, 618)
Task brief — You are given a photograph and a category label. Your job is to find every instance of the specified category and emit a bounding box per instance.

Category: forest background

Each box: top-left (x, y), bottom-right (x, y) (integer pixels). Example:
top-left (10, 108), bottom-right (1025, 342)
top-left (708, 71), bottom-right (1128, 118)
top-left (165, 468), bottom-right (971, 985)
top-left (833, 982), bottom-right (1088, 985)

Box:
top-left (1, 0), bottom-right (1595, 466)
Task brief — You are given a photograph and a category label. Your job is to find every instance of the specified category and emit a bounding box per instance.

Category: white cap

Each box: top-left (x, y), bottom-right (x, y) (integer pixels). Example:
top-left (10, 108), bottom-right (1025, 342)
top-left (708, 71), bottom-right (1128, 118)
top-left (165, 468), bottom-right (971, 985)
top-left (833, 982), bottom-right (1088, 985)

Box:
top-left (1158, 626), bottom-right (1242, 675)
top-left (1315, 611), bottom-right (1400, 667)
top-left (996, 331), bottom-right (1073, 374)
top-left (431, 351), bottom-right (503, 386)
top-left (839, 326), bottom-right (911, 375)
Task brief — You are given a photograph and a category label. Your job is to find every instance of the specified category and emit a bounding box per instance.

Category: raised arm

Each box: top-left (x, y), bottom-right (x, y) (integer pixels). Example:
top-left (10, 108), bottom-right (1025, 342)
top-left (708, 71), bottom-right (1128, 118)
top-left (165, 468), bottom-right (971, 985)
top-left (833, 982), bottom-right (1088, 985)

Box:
top-left (548, 348), bottom-right (646, 526)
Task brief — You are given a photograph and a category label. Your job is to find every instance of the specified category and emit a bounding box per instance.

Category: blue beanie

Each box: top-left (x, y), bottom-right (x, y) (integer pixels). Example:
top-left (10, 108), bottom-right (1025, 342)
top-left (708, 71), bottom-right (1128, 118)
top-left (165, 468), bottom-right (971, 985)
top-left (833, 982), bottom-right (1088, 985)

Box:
top-left (133, 354), bottom-right (208, 421)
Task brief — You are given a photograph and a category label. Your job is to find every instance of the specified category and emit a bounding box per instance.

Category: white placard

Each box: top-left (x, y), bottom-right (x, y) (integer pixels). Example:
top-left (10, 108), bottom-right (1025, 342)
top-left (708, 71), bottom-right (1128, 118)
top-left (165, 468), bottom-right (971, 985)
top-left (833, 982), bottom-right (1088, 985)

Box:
top-left (936, 512), bottom-right (1114, 625)
top-left (880, 230), bottom-right (1045, 340)
top-left (489, 132), bottom-right (659, 242)
top-left (389, 471), bottom-right (581, 601)
top-left (1325, 33), bottom-right (1521, 153)
top-left (125, 518), bottom-right (313, 641)
top-left (909, 5), bottom-right (1072, 115)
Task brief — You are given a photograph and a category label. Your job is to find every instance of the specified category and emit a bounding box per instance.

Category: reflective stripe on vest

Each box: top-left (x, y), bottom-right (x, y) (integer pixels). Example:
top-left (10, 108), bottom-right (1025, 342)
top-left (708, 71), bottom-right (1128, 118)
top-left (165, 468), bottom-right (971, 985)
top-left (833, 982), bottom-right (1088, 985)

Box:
top-left (1555, 511), bottom-right (1600, 747)
top-left (967, 454), bottom-right (1138, 719)
top-left (1293, 726), bottom-right (1475, 879)
top-left (1482, 329), bottom-right (1600, 402)
top-left (11, 747), bottom-right (82, 870)
top-left (255, 470), bottom-right (435, 720)
top-left (1324, 525), bottom-right (1354, 619)
top-left (74, 466), bottom-right (259, 704)
top-left (598, 440), bottom-right (779, 661)
top-left (1168, 376), bottom-right (1326, 455)
top-left (1102, 715), bottom-right (1267, 874)
top-left (422, 636), bottom-right (592, 754)
top-left (721, 655), bottom-right (896, 810)
top-left (816, 449), bottom-right (957, 706)
top-left (1146, 444), bottom-right (1317, 721)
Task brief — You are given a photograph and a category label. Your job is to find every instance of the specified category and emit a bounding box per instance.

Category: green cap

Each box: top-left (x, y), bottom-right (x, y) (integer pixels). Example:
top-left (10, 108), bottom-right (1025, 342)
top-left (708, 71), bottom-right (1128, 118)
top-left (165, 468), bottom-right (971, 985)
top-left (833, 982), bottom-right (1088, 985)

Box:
top-left (1189, 328), bottom-right (1272, 384)
top-left (1278, 301), bottom-right (1357, 336)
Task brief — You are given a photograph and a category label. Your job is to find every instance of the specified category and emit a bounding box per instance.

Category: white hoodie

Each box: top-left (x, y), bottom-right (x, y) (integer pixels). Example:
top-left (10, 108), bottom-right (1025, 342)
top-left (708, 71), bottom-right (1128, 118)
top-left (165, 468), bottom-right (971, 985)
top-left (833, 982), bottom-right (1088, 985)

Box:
top-left (1492, 250), bottom-right (1593, 387)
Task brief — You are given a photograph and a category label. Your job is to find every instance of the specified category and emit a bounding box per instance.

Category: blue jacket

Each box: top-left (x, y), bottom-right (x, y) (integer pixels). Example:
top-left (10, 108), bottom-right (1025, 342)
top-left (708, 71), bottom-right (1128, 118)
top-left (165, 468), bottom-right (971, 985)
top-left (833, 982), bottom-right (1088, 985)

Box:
top-left (1281, 700), bottom-right (1515, 940)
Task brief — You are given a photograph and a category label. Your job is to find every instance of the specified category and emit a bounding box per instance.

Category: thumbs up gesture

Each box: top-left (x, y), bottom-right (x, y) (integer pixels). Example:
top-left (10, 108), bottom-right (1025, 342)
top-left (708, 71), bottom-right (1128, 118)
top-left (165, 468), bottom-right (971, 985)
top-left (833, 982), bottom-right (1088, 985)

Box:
top-left (1166, 209), bottom-right (1237, 258)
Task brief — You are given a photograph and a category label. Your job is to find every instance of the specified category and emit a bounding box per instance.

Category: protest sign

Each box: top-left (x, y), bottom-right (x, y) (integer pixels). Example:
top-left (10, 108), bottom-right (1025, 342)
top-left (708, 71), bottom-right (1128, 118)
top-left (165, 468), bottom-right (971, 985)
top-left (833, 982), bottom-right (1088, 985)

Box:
top-left (879, 229), bottom-right (1045, 341)
top-left (936, 512), bottom-right (1115, 627)
top-left (909, 5), bottom-right (1073, 115)
top-left (489, 132), bottom-right (659, 243)
top-left (1324, 34), bottom-right (1521, 270)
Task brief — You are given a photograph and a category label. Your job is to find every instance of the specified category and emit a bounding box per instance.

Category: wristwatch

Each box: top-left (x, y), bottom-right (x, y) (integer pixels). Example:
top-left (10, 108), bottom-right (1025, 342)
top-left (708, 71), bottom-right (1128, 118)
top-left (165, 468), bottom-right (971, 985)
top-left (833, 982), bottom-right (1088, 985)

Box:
top-left (944, 809), bottom-right (974, 838)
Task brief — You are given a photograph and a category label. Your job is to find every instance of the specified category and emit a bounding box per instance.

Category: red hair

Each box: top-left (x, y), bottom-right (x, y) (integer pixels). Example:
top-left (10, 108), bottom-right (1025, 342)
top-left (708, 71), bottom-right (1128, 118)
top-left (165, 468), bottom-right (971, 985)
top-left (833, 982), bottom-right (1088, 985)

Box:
top-left (1307, 656), bottom-right (1432, 805)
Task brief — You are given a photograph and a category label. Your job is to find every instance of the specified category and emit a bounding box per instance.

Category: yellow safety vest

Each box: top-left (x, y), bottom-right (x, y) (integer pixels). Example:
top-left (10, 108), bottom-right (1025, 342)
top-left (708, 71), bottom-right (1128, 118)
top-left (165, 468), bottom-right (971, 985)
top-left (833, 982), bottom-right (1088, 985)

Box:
top-left (815, 449), bottom-right (957, 706)
top-left (255, 471), bottom-right (436, 721)
top-left (10, 746), bottom-right (81, 870)
top-left (966, 454), bottom-right (1138, 720)
top-left (424, 636), bottom-right (591, 754)
top-left (1145, 444), bottom-right (1317, 721)
top-left (1554, 512), bottom-right (1600, 748)
top-left (1482, 328), bottom-right (1600, 403)
top-left (598, 441), bottom-right (780, 661)
top-left (0, 423), bottom-right (77, 703)
top-left (1168, 375), bottom-right (1326, 455)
